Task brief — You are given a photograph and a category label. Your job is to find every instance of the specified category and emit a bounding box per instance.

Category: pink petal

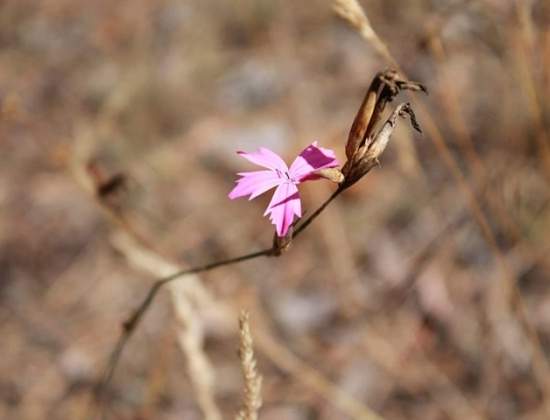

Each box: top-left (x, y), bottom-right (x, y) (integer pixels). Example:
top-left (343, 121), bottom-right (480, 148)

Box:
top-left (288, 141), bottom-right (339, 182)
top-left (264, 182), bottom-right (301, 237)
top-left (228, 170), bottom-right (282, 200)
top-left (237, 147), bottom-right (289, 172)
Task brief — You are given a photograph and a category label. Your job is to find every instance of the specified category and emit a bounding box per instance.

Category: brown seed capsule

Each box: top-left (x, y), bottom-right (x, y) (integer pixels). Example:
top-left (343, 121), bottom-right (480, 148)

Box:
top-left (345, 70), bottom-right (426, 163)
top-left (342, 70), bottom-right (425, 189)
top-left (342, 102), bottom-right (422, 188)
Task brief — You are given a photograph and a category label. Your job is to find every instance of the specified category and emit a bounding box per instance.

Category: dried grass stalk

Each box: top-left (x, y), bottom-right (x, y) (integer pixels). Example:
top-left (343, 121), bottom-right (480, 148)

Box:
top-left (332, 0), bottom-right (395, 65)
top-left (236, 310), bottom-right (263, 420)
top-left (111, 232), bottom-right (223, 420)
top-left (169, 281), bottom-right (222, 420)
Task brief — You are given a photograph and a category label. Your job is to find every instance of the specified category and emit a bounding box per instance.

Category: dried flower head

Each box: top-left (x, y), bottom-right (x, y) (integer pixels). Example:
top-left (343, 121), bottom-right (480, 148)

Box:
top-left (342, 70), bottom-right (425, 188)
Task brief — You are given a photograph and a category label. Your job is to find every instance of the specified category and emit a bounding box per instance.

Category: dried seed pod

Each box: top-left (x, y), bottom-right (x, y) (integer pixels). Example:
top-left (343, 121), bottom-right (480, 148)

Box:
top-left (365, 102), bottom-right (421, 161)
top-left (345, 70), bottom-right (426, 162)
top-left (345, 73), bottom-right (385, 160)
top-left (343, 102), bottom-right (422, 188)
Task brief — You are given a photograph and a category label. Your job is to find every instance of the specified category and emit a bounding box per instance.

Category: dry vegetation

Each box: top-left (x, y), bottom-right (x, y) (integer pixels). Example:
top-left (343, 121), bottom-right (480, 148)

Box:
top-left (1, 0), bottom-right (550, 419)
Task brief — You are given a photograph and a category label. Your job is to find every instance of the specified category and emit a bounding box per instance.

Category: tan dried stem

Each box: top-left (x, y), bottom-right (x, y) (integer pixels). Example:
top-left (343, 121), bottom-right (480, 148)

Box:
top-left (248, 297), bottom-right (386, 420)
top-left (361, 324), bottom-right (487, 420)
top-left (333, 0), bottom-right (550, 408)
top-left (426, 33), bottom-right (528, 246)
top-left (235, 310), bottom-right (263, 420)
top-left (112, 232), bottom-right (223, 420)
top-left (72, 135), bottom-right (226, 420)
top-left (332, 0), bottom-right (396, 66)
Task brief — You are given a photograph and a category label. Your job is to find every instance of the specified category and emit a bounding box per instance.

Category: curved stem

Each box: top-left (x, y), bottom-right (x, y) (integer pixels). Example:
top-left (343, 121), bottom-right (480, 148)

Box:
top-left (96, 185), bottom-right (346, 417)
top-left (293, 186), bottom-right (345, 239)
top-left (95, 248), bottom-right (272, 411)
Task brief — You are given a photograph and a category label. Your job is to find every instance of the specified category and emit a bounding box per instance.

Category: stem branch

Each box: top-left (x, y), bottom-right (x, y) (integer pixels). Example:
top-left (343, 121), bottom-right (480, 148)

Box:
top-left (96, 186), bottom-right (345, 407)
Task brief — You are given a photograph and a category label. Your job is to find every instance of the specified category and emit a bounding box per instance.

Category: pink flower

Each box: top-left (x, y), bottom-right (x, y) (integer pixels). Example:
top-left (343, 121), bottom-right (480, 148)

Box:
top-left (228, 142), bottom-right (339, 237)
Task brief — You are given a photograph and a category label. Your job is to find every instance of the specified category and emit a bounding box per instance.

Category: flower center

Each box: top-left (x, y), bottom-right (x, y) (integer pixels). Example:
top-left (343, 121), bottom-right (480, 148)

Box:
top-left (276, 169), bottom-right (297, 184)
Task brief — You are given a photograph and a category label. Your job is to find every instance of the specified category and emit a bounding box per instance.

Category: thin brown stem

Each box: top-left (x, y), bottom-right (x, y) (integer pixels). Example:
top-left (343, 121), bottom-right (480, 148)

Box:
top-left (94, 247), bottom-right (272, 410)
top-left (95, 186), bottom-right (346, 411)
top-left (292, 187), bottom-right (344, 239)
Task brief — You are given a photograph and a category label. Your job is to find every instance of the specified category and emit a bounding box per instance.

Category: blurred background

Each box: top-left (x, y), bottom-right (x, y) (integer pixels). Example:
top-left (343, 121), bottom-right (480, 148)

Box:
top-left (1, 0), bottom-right (549, 419)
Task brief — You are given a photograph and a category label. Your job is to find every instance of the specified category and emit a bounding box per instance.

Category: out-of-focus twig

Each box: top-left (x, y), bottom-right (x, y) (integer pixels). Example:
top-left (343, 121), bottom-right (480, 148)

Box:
top-left (112, 232), bottom-right (223, 420)
top-left (361, 322), bottom-right (488, 420)
top-left (381, 211), bottom-right (469, 311)
top-left (333, 0), bottom-right (550, 408)
top-left (512, 0), bottom-right (550, 178)
top-left (247, 297), bottom-right (386, 420)
top-left (426, 28), bottom-right (532, 246)
top-left (332, 0), bottom-right (397, 67)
